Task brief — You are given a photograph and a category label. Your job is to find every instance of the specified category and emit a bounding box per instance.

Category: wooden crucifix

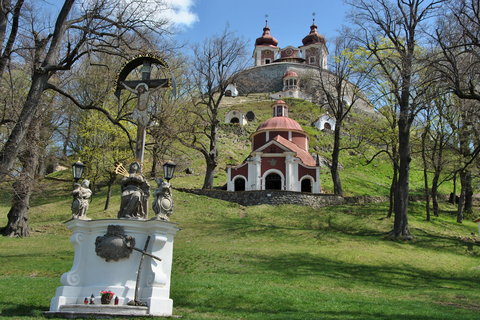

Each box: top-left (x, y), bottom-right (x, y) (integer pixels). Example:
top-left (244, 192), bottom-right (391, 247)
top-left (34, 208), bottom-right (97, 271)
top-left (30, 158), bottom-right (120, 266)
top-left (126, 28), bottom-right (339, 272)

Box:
top-left (116, 56), bottom-right (171, 169)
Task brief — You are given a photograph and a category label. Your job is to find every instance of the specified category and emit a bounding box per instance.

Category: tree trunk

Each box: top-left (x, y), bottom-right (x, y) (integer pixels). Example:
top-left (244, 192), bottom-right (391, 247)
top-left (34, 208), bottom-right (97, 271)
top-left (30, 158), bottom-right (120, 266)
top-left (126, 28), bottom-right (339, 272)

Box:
top-left (457, 170), bottom-right (470, 223)
top-left (0, 72), bottom-right (48, 180)
top-left (104, 173), bottom-right (116, 211)
top-left (203, 156), bottom-right (216, 190)
top-left (0, 0), bottom-right (74, 180)
top-left (62, 115), bottom-right (73, 158)
top-left (423, 165), bottom-right (430, 222)
top-left (0, 0), bottom-right (23, 78)
top-left (431, 172), bottom-right (440, 217)
top-left (463, 170), bottom-right (473, 214)
top-left (421, 130), bottom-right (430, 221)
top-left (391, 109), bottom-right (411, 239)
top-left (1, 111), bottom-right (42, 237)
top-left (202, 121), bottom-right (218, 190)
top-left (387, 166), bottom-right (397, 218)
top-left (150, 145), bottom-right (159, 178)
top-left (331, 122), bottom-right (343, 196)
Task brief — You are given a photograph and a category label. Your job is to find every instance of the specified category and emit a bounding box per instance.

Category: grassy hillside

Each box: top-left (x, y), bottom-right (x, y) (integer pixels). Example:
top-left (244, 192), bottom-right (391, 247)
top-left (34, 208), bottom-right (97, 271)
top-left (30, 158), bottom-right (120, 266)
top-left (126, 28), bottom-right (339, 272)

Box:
top-left (0, 177), bottom-right (480, 319)
top-left (0, 95), bottom-right (479, 319)
top-left (214, 95), bottom-right (458, 196)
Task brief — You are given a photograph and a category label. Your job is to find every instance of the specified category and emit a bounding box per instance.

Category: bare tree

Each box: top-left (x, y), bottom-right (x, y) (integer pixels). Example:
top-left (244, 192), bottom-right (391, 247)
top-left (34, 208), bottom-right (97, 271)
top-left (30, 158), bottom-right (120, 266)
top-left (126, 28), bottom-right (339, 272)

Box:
top-left (348, 0), bottom-right (445, 239)
top-left (433, 0), bottom-right (480, 222)
top-left (308, 31), bottom-right (370, 196)
top-left (435, 0), bottom-right (480, 101)
top-left (177, 29), bottom-right (247, 189)
top-left (0, 0), bottom-right (171, 181)
top-left (0, 0), bottom-right (24, 78)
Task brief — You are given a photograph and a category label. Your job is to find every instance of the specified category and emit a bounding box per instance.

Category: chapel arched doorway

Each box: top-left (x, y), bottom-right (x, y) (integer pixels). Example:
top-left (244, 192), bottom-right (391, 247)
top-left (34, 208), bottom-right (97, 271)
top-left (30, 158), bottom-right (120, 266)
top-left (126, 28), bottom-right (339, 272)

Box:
top-left (234, 177), bottom-right (246, 191)
top-left (301, 178), bottom-right (312, 193)
top-left (265, 173), bottom-right (282, 190)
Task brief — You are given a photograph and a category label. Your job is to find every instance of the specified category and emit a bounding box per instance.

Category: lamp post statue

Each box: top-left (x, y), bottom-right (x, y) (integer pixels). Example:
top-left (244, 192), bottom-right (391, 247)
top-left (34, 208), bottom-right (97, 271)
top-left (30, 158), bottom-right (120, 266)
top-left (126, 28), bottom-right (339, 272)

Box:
top-left (71, 161), bottom-right (92, 220)
top-left (152, 161), bottom-right (177, 221)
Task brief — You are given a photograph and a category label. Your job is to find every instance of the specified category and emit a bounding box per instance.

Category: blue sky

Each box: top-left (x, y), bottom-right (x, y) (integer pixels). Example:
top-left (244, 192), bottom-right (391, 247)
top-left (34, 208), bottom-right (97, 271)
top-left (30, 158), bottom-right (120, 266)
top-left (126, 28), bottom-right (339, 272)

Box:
top-left (173, 0), bottom-right (349, 49)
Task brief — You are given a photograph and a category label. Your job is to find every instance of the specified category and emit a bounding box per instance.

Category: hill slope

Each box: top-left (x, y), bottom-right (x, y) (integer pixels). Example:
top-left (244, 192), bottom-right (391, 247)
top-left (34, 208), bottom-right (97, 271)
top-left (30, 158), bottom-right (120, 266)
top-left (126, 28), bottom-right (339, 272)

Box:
top-left (0, 177), bottom-right (479, 319)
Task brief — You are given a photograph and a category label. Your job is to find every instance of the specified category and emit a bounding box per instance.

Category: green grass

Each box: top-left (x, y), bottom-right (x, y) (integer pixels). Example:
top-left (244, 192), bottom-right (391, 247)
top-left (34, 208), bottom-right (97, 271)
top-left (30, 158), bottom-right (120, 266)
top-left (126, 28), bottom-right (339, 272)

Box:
top-left (0, 95), bottom-right (479, 319)
top-left (1, 178), bottom-right (480, 319)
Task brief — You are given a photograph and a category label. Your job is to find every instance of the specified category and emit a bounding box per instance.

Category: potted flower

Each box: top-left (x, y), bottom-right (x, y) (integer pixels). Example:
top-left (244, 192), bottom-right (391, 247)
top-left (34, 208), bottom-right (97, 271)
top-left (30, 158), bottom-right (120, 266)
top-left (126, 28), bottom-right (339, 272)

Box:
top-left (100, 290), bottom-right (115, 304)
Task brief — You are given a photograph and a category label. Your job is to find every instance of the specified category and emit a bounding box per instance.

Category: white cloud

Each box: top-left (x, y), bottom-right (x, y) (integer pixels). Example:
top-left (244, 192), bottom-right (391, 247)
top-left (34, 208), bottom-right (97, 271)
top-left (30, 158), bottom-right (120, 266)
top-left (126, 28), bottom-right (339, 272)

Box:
top-left (163, 0), bottom-right (198, 27)
top-left (79, 0), bottom-right (198, 28)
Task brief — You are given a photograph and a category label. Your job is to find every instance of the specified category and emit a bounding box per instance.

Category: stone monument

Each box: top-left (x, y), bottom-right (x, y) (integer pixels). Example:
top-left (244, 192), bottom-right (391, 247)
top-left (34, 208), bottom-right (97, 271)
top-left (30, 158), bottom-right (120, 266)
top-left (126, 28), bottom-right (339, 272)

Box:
top-left (48, 55), bottom-right (179, 318)
top-left (71, 179), bottom-right (92, 220)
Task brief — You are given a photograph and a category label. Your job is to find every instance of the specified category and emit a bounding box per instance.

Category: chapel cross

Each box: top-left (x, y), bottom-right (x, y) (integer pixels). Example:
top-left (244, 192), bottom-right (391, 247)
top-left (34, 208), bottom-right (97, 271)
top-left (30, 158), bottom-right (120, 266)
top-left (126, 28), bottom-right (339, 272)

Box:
top-left (117, 58), bottom-right (171, 169)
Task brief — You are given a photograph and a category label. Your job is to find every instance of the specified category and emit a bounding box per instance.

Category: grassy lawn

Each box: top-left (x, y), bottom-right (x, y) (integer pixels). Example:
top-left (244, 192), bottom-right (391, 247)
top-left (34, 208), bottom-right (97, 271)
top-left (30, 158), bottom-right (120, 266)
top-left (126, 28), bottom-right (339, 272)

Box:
top-left (1, 180), bottom-right (479, 319)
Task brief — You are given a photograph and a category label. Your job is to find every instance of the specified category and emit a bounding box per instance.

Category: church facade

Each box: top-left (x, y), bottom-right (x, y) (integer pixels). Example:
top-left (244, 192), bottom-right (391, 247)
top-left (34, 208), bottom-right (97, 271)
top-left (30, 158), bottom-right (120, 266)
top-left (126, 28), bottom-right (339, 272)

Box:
top-left (231, 20), bottom-right (373, 115)
top-left (227, 100), bottom-right (321, 193)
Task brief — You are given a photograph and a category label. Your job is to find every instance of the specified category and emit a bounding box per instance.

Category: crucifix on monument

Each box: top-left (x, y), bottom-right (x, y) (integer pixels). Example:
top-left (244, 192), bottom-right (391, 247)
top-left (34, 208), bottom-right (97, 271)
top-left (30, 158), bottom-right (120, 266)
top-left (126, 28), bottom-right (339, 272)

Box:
top-left (116, 56), bottom-right (171, 168)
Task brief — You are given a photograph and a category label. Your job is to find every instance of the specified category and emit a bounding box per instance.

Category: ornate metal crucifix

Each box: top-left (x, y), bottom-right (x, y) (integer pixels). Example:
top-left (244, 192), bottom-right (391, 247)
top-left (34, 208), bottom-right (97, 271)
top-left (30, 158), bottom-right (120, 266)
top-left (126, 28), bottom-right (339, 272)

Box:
top-left (116, 56), bottom-right (171, 169)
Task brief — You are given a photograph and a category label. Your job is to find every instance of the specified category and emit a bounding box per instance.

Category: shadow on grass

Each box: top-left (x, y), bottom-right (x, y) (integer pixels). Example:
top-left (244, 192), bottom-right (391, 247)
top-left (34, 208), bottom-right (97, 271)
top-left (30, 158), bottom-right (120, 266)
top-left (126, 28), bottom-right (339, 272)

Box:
top-left (249, 252), bottom-right (478, 290)
top-left (0, 304), bottom-right (46, 317)
top-left (173, 251), bottom-right (480, 319)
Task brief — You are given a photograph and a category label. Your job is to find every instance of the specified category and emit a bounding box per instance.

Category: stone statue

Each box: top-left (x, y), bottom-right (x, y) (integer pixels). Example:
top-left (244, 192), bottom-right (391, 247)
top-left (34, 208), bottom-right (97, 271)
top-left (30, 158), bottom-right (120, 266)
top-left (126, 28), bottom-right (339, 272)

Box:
top-left (118, 162), bottom-right (150, 219)
top-left (71, 179), bottom-right (92, 219)
top-left (121, 82), bottom-right (163, 127)
top-left (152, 178), bottom-right (173, 221)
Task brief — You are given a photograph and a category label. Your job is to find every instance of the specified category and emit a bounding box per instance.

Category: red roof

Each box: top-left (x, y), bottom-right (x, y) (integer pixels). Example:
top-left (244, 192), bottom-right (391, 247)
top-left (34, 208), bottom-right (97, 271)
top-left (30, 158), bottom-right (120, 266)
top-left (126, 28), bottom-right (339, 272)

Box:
top-left (273, 135), bottom-right (316, 166)
top-left (257, 116), bottom-right (303, 132)
top-left (275, 99), bottom-right (286, 104)
top-left (302, 24), bottom-right (326, 46)
top-left (283, 70), bottom-right (298, 78)
top-left (255, 25), bottom-right (279, 47)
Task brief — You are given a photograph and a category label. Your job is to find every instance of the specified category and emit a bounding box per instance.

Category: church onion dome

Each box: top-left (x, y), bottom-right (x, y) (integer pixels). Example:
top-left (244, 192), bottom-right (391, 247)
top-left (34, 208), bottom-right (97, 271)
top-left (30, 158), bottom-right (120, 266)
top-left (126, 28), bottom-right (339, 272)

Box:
top-left (256, 116), bottom-right (304, 132)
top-left (283, 70), bottom-right (298, 78)
top-left (255, 25), bottom-right (279, 47)
top-left (302, 23), bottom-right (326, 46)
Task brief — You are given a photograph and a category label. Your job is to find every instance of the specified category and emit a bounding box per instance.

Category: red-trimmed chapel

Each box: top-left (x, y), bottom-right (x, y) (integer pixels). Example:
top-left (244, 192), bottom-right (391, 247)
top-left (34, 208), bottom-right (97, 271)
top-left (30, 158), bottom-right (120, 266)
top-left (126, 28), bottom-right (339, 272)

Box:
top-left (227, 100), bottom-right (321, 193)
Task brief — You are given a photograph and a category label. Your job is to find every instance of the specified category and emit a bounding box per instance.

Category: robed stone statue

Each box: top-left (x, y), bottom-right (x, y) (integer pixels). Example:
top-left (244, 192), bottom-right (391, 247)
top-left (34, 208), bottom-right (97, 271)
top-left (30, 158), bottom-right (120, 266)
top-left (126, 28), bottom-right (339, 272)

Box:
top-left (118, 162), bottom-right (150, 219)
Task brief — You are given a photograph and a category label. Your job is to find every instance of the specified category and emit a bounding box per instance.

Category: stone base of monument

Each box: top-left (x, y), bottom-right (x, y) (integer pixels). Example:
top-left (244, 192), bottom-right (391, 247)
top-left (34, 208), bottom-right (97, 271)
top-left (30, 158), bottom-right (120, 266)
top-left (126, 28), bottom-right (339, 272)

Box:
top-left (47, 219), bottom-right (179, 317)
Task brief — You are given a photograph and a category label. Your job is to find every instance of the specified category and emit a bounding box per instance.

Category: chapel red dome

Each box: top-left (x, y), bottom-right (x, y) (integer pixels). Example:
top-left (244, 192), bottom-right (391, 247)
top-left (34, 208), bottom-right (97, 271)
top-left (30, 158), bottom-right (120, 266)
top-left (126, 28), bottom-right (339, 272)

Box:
top-left (302, 23), bottom-right (325, 46)
top-left (257, 116), bottom-right (303, 132)
top-left (255, 25), bottom-right (279, 47)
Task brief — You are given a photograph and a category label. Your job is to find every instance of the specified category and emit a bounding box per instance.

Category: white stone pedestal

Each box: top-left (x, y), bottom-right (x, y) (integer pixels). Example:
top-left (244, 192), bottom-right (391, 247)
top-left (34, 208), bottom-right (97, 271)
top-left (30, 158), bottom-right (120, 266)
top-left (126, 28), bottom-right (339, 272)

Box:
top-left (48, 219), bottom-right (179, 317)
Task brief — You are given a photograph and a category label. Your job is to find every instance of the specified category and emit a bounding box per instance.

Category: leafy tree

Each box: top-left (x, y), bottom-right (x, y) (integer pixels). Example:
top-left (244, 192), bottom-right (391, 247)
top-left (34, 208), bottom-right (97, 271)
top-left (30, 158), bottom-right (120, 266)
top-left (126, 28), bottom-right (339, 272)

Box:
top-left (348, 0), bottom-right (445, 239)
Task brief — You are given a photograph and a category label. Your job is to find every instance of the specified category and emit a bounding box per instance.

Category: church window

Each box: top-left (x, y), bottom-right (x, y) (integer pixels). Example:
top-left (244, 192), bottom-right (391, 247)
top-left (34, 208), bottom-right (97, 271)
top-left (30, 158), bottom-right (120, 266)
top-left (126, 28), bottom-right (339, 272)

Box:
top-left (265, 58), bottom-right (271, 64)
top-left (276, 106), bottom-right (283, 116)
top-left (309, 56), bottom-right (316, 64)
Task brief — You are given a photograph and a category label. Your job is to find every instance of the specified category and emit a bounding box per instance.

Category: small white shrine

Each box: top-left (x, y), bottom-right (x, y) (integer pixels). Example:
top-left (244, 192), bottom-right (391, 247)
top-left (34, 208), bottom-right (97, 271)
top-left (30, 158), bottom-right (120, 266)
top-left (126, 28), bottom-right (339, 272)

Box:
top-left (48, 219), bottom-right (179, 317)
top-left (225, 110), bottom-right (248, 126)
top-left (314, 113), bottom-right (336, 131)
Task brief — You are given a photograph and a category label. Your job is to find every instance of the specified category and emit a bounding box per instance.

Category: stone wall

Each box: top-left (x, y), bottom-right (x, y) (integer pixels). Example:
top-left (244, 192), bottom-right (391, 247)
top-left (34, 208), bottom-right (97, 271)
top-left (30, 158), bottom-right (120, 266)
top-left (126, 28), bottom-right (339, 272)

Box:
top-left (176, 188), bottom-right (388, 208)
